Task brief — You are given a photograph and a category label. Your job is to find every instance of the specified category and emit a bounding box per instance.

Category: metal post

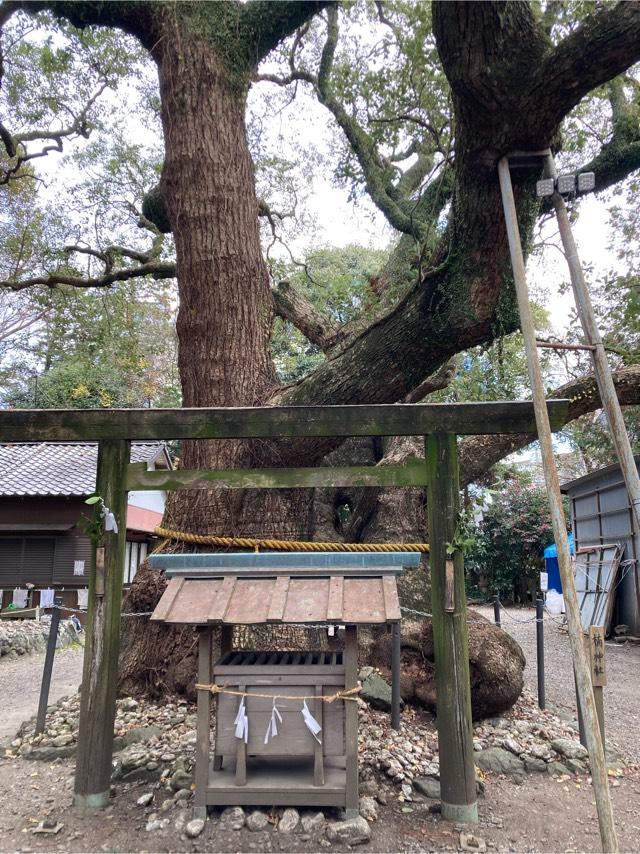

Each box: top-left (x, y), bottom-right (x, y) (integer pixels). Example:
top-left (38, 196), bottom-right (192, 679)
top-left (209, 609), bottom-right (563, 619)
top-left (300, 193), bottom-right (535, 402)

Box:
top-left (545, 154), bottom-right (640, 536)
top-left (35, 604), bottom-right (61, 735)
top-left (391, 621), bottom-right (401, 730)
top-left (536, 596), bottom-right (545, 710)
top-left (498, 157), bottom-right (617, 853)
top-left (493, 593), bottom-right (501, 628)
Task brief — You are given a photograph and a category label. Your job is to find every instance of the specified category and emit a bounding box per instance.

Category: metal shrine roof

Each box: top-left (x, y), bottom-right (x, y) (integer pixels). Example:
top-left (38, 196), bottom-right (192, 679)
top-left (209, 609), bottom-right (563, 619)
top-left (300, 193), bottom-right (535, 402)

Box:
top-left (0, 442), bottom-right (170, 497)
top-left (149, 552), bottom-right (419, 626)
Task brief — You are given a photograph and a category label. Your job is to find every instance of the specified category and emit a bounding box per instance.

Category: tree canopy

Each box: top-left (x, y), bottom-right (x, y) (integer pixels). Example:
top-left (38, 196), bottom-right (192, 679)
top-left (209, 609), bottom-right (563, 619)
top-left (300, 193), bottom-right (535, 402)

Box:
top-left (1, 0), bottom-right (639, 536)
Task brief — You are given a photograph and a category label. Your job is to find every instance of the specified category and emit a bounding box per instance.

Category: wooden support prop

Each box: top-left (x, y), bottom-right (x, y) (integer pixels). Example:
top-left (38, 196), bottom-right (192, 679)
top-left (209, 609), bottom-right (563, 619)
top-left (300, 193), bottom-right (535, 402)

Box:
top-left (426, 433), bottom-right (477, 823)
top-left (536, 338), bottom-right (595, 352)
top-left (499, 157), bottom-right (617, 852)
top-left (546, 152), bottom-right (640, 538)
top-left (74, 439), bottom-right (129, 809)
top-left (344, 625), bottom-right (359, 818)
top-left (0, 400), bottom-right (569, 443)
top-left (195, 628), bottom-right (213, 819)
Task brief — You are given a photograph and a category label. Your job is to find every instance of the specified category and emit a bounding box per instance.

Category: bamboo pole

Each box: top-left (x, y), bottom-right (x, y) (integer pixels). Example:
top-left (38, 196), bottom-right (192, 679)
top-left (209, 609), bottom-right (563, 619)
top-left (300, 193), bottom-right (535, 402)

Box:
top-left (545, 153), bottom-right (640, 535)
top-left (497, 157), bottom-right (618, 853)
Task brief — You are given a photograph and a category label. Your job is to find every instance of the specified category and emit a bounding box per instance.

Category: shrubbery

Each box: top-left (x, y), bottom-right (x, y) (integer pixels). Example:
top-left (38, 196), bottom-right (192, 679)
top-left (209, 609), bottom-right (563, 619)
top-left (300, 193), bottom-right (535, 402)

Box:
top-left (465, 475), bottom-right (566, 603)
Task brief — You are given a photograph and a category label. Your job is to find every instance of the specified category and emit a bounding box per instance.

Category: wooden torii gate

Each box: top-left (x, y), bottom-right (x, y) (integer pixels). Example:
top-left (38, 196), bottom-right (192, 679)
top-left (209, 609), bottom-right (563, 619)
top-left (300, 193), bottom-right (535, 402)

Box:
top-left (0, 400), bottom-right (569, 823)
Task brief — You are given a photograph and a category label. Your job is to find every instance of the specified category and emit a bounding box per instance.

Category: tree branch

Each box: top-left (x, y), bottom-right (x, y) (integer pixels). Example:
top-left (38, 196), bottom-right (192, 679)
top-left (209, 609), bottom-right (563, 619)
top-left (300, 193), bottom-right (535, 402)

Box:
top-left (1, 260), bottom-right (175, 292)
top-left (241, 1), bottom-right (332, 67)
top-left (0, 305), bottom-right (51, 342)
top-left (16, 1), bottom-right (160, 50)
top-left (403, 357), bottom-right (457, 403)
top-left (457, 366), bottom-right (640, 487)
top-left (272, 279), bottom-right (345, 352)
top-left (313, 6), bottom-right (423, 238)
top-left (0, 80), bottom-right (110, 184)
top-left (538, 2), bottom-right (640, 129)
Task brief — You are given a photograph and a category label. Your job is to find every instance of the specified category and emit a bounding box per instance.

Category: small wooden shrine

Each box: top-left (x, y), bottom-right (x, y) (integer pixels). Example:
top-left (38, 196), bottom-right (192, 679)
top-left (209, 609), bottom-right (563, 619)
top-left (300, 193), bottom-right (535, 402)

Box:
top-left (149, 551), bottom-right (419, 817)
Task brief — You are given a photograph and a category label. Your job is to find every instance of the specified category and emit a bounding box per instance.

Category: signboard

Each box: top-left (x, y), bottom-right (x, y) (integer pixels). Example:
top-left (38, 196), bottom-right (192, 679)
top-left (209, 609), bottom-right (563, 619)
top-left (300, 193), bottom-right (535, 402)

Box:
top-left (73, 560), bottom-right (85, 576)
top-left (588, 625), bottom-right (606, 687)
top-left (540, 571), bottom-right (548, 592)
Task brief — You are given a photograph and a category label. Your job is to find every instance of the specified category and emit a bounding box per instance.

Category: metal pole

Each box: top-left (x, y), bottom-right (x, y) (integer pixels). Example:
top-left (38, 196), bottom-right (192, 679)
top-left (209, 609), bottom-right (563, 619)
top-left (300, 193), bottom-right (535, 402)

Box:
top-left (545, 153), bottom-right (640, 535)
top-left (35, 604), bottom-right (61, 735)
top-left (536, 595), bottom-right (545, 710)
top-left (493, 593), bottom-right (501, 628)
top-left (498, 157), bottom-right (618, 853)
top-left (391, 621), bottom-right (401, 730)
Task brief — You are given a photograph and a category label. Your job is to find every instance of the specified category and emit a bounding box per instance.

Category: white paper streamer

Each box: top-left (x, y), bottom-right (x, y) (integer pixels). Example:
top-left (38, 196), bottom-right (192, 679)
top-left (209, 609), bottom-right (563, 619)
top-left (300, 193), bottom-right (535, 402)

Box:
top-left (103, 509), bottom-right (119, 533)
top-left (234, 697), bottom-right (249, 743)
top-left (301, 700), bottom-right (322, 744)
top-left (264, 698), bottom-right (283, 744)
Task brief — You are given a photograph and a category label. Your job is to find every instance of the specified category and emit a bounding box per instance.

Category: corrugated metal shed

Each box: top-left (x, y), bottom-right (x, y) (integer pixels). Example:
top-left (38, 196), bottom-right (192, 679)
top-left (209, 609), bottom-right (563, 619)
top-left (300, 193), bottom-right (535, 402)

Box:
top-left (562, 458), bottom-right (640, 634)
top-left (0, 442), bottom-right (170, 496)
top-left (149, 552), bottom-right (418, 626)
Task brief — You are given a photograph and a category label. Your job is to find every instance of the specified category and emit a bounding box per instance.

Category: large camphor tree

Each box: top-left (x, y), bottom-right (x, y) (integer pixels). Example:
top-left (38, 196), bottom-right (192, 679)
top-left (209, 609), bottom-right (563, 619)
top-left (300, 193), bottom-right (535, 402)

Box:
top-left (2, 1), bottom-right (640, 688)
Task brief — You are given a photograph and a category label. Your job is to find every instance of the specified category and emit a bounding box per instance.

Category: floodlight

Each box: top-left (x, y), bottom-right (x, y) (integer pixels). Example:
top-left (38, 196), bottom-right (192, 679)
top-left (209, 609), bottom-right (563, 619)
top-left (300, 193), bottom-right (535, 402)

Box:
top-left (536, 178), bottom-right (555, 198)
top-left (577, 172), bottom-right (595, 193)
top-left (556, 174), bottom-right (576, 195)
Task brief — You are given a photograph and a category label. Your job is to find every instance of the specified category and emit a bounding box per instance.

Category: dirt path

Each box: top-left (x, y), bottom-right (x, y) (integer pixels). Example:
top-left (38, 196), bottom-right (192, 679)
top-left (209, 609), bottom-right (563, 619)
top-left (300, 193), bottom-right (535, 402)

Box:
top-left (0, 645), bottom-right (84, 746)
top-left (0, 753), bottom-right (638, 853)
top-left (476, 605), bottom-right (640, 763)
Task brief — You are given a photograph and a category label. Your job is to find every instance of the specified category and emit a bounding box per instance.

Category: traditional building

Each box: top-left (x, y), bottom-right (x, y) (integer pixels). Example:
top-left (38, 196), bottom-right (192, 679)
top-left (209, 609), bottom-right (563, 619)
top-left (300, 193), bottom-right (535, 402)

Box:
top-left (0, 442), bottom-right (171, 612)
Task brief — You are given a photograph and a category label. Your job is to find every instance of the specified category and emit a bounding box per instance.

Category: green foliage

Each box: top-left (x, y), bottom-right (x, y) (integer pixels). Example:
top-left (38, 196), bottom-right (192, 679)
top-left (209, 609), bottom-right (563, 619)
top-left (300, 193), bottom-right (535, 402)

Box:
top-left (432, 304), bottom-right (552, 404)
top-left (465, 475), bottom-right (567, 603)
top-left (290, 244), bottom-right (387, 323)
top-left (270, 244), bottom-right (386, 381)
top-left (270, 318), bottom-right (324, 384)
top-left (81, 495), bottom-right (106, 546)
top-left (558, 258), bottom-right (640, 469)
top-left (1, 281), bottom-right (180, 409)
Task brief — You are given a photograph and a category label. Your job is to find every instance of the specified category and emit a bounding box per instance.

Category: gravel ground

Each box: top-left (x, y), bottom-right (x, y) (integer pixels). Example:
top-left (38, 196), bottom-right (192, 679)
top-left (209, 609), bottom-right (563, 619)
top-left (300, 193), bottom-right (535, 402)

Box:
top-left (1, 618), bottom-right (640, 852)
top-left (0, 644), bottom-right (84, 746)
top-left (476, 605), bottom-right (640, 763)
top-left (1, 735), bottom-right (640, 853)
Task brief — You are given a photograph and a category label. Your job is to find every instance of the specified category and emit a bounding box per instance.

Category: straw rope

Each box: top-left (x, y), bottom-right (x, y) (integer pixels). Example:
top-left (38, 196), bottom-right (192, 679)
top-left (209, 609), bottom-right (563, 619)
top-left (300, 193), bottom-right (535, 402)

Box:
top-left (153, 526), bottom-right (429, 553)
top-left (195, 683), bottom-right (362, 703)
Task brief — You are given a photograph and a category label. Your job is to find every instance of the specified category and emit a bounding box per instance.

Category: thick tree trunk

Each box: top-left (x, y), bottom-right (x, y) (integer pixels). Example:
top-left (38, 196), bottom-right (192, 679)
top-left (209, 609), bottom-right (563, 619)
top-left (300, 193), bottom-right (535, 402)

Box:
top-left (109, 1), bottom-right (640, 696)
top-left (120, 21), bottom-right (321, 695)
top-left (153, 19), bottom-right (312, 540)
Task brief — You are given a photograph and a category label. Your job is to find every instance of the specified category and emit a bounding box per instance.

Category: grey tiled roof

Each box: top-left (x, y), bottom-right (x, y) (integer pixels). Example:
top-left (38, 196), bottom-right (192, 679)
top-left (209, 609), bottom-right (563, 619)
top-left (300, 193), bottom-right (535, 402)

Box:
top-left (0, 443), bottom-right (169, 497)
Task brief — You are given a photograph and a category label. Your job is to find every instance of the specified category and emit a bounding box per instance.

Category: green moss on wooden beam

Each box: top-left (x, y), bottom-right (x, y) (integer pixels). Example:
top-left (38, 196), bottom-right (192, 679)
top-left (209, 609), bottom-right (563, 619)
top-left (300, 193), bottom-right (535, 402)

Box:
top-left (126, 458), bottom-right (429, 492)
top-left (0, 400), bottom-right (570, 443)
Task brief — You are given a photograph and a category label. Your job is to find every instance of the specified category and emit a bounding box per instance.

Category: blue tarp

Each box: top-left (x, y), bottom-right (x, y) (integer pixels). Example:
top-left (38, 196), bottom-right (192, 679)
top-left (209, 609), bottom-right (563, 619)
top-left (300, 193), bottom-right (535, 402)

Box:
top-left (543, 533), bottom-right (574, 593)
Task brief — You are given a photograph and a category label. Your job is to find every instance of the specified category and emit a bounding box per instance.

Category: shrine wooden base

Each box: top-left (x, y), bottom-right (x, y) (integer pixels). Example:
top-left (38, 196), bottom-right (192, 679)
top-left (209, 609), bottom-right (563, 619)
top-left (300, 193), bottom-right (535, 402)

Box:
top-left (206, 755), bottom-right (347, 807)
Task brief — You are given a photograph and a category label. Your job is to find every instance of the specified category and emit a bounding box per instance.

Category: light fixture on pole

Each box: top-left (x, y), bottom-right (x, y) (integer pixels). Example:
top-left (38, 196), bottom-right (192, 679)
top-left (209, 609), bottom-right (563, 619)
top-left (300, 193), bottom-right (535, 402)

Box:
top-left (535, 171), bottom-right (595, 198)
